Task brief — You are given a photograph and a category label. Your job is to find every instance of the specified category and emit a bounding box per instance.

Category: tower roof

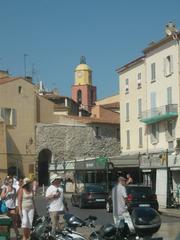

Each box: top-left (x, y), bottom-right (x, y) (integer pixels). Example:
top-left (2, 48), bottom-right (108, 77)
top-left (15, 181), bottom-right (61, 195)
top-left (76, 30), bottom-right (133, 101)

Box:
top-left (75, 56), bottom-right (92, 72)
top-left (75, 63), bottom-right (92, 72)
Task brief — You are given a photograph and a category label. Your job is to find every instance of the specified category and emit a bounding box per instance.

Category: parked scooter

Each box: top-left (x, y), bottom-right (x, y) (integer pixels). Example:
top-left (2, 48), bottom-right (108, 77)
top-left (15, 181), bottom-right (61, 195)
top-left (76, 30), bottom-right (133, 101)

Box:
top-left (30, 207), bottom-right (162, 240)
top-left (30, 214), bottom-right (51, 240)
top-left (89, 207), bottom-right (162, 240)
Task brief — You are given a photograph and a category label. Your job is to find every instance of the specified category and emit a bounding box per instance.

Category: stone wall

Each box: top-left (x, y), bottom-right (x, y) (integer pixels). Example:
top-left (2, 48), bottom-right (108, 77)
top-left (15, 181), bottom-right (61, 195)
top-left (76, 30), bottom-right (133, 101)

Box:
top-left (36, 123), bottom-right (120, 161)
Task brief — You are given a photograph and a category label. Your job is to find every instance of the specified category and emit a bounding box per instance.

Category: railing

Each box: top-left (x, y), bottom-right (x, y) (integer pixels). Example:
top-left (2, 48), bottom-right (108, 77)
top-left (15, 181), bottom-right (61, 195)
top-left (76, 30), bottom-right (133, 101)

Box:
top-left (141, 104), bottom-right (178, 119)
top-left (140, 104), bottom-right (178, 124)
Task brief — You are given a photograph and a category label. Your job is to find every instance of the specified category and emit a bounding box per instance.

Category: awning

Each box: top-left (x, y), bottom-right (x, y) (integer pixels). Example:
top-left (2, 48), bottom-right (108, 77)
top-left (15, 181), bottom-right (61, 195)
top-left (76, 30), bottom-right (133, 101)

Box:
top-left (109, 155), bottom-right (139, 168)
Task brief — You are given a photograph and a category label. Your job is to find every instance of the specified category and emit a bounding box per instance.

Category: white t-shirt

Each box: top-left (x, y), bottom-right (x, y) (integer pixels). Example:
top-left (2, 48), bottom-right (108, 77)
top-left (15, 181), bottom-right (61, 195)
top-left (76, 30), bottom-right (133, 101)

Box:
top-left (45, 185), bottom-right (64, 212)
top-left (112, 183), bottom-right (127, 216)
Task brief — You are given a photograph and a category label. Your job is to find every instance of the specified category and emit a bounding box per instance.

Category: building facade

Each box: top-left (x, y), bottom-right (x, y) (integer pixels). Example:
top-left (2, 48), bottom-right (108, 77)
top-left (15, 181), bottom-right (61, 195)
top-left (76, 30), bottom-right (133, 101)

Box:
top-left (0, 73), bottom-right (54, 179)
top-left (117, 24), bottom-right (180, 207)
top-left (36, 114), bottom-right (121, 187)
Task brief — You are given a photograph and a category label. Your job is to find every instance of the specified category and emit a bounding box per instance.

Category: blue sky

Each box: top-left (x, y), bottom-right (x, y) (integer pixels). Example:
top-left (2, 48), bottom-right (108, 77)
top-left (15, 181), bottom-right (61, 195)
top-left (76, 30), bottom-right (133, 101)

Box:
top-left (0, 0), bottom-right (180, 99)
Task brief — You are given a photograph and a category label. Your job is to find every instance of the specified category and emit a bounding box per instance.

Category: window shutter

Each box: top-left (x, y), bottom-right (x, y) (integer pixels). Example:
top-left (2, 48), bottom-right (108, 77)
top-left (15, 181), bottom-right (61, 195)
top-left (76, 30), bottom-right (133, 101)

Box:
top-left (151, 63), bottom-right (156, 80)
top-left (138, 99), bottom-right (142, 117)
top-left (126, 103), bottom-right (129, 121)
top-left (165, 121), bottom-right (170, 141)
top-left (11, 109), bottom-right (16, 126)
top-left (127, 130), bottom-right (130, 148)
top-left (139, 127), bottom-right (143, 147)
top-left (150, 125), bottom-right (154, 143)
top-left (163, 58), bottom-right (167, 76)
top-left (172, 120), bottom-right (175, 139)
top-left (151, 124), bottom-right (158, 144)
top-left (170, 55), bottom-right (173, 74)
top-left (167, 87), bottom-right (172, 105)
top-left (156, 124), bottom-right (159, 142)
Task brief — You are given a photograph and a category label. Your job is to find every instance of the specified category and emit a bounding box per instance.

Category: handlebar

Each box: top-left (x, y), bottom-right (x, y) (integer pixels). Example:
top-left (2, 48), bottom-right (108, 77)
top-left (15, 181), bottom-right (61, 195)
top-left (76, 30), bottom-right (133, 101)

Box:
top-left (83, 215), bottom-right (97, 228)
top-left (84, 215), bottom-right (97, 221)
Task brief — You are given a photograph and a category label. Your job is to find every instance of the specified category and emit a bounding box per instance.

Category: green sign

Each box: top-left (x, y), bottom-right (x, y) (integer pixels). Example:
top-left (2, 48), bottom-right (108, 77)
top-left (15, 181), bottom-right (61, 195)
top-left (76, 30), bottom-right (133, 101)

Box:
top-left (95, 156), bottom-right (108, 167)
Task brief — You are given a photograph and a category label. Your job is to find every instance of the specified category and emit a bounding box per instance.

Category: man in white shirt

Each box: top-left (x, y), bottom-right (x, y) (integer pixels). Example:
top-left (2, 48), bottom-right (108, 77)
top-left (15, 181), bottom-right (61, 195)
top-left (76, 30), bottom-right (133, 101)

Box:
top-left (112, 176), bottom-right (135, 233)
top-left (46, 174), bottom-right (64, 233)
top-left (112, 176), bottom-right (127, 227)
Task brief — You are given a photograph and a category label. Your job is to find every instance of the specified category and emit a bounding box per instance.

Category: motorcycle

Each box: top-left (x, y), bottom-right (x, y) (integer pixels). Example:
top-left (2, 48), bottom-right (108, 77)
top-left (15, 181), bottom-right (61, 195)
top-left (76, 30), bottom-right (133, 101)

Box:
top-left (60, 207), bottom-right (162, 240)
top-left (30, 214), bottom-right (51, 240)
top-left (30, 207), bottom-right (163, 240)
top-left (90, 207), bottom-right (162, 240)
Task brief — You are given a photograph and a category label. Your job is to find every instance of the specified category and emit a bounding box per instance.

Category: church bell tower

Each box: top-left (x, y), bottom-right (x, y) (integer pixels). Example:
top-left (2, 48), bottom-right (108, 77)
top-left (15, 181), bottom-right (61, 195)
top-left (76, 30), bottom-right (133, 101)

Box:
top-left (71, 56), bottom-right (97, 112)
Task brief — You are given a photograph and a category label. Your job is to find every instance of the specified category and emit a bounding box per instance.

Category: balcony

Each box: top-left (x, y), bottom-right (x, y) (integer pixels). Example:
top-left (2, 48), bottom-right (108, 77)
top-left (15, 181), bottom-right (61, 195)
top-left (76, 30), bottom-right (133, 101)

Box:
top-left (140, 104), bottom-right (178, 125)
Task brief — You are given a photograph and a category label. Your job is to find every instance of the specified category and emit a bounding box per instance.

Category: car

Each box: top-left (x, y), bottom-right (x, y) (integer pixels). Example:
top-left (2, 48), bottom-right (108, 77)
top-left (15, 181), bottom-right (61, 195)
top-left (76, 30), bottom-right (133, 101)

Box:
top-left (71, 183), bottom-right (107, 208)
top-left (106, 184), bottom-right (159, 213)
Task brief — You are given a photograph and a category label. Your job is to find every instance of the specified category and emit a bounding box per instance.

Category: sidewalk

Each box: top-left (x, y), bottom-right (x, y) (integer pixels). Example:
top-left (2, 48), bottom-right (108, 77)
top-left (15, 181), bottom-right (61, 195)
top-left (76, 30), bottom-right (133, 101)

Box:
top-left (159, 207), bottom-right (180, 218)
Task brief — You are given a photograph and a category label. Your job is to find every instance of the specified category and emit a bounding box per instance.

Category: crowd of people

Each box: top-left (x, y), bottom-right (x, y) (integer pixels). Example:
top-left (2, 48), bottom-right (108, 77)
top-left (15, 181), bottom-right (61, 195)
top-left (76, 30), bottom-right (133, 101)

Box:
top-left (0, 176), bottom-right (38, 240)
top-left (0, 174), bottom-right (68, 240)
top-left (0, 172), bottom-right (133, 239)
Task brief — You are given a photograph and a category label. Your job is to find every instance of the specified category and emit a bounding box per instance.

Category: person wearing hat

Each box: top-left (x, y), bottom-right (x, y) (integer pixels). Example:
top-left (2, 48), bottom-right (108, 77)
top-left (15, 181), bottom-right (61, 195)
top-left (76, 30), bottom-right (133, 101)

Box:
top-left (112, 176), bottom-right (128, 227)
top-left (45, 174), bottom-right (66, 234)
top-left (18, 178), bottom-right (35, 240)
top-left (1, 176), bottom-right (21, 239)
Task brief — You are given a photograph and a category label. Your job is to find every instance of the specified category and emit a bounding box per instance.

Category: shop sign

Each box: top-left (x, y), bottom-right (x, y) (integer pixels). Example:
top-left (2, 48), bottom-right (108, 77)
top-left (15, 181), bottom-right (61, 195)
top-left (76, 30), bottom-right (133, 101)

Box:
top-left (96, 156), bottom-right (108, 168)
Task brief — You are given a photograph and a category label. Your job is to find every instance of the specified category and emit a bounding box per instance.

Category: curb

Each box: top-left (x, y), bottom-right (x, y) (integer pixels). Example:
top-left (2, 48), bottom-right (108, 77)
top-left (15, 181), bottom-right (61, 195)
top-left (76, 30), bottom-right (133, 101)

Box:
top-left (159, 208), bottom-right (180, 218)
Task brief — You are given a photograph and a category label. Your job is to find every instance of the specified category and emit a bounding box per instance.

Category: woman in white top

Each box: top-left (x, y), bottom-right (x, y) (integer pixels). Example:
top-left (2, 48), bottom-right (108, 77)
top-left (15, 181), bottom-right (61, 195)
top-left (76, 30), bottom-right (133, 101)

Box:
top-left (1, 176), bottom-right (20, 239)
top-left (18, 178), bottom-right (35, 240)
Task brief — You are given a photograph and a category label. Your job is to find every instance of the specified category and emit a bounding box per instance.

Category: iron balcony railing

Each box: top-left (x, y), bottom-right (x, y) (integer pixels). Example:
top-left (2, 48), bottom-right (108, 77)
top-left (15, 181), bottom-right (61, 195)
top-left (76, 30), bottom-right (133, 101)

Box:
top-left (140, 104), bottom-right (178, 124)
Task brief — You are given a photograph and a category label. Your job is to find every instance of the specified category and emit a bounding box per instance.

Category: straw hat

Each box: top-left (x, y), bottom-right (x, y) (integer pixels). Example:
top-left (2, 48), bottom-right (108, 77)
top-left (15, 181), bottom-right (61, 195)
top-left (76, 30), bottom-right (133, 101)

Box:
top-left (22, 178), bottom-right (31, 187)
top-left (50, 174), bottom-right (62, 184)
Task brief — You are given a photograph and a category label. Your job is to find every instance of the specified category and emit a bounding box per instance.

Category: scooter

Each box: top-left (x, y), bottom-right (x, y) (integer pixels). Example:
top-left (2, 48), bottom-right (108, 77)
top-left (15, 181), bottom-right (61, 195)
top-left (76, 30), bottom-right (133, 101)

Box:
top-left (30, 207), bottom-right (163, 240)
top-left (89, 207), bottom-right (162, 240)
top-left (60, 208), bottom-right (162, 240)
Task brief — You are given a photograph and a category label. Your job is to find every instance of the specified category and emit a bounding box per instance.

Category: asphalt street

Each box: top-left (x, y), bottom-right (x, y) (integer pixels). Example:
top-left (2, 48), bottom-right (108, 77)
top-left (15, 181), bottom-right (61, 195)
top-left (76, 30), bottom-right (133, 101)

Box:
top-left (34, 195), bottom-right (180, 240)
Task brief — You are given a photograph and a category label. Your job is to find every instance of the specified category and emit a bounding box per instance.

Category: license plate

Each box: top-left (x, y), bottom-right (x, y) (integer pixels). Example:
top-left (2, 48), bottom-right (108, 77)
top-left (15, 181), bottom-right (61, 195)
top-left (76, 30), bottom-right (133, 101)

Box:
top-left (96, 199), bottom-right (105, 202)
top-left (139, 204), bottom-right (150, 207)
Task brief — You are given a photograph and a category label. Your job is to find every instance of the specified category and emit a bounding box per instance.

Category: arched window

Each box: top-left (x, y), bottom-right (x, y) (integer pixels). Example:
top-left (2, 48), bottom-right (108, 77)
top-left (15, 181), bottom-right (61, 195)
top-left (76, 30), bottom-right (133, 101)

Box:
top-left (77, 89), bottom-right (82, 104)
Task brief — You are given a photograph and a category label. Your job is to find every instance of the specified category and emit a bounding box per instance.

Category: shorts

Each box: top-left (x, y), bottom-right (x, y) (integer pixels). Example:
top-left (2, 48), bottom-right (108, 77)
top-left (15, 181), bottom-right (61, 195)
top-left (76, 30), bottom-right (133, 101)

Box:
top-left (21, 208), bottom-right (34, 229)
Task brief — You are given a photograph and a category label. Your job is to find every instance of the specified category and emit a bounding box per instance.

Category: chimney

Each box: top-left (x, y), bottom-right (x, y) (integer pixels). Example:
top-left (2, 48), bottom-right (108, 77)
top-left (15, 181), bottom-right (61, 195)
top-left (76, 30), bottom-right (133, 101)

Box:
top-left (0, 70), bottom-right (9, 78)
top-left (25, 76), bottom-right (32, 82)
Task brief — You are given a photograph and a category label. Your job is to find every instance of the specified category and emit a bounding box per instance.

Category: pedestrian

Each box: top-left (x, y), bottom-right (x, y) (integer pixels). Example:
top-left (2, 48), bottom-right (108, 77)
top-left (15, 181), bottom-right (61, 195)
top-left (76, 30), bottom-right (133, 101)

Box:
top-left (1, 176), bottom-right (21, 239)
top-left (1, 176), bottom-right (9, 190)
top-left (18, 178), bottom-right (35, 240)
top-left (112, 176), bottom-right (135, 233)
top-left (112, 176), bottom-right (128, 227)
top-left (45, 174), bottom-right (67, 234)
top-left (126, 174), bottom-right (133, 185)
top-left (15, 178), bottom-right (23, 228)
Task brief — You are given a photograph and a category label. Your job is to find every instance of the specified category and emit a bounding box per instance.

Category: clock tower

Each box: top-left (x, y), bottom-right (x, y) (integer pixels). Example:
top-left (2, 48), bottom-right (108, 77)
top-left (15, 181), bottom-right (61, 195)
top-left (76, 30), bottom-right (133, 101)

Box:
top-left (71, 56), bottom-right (97, 112)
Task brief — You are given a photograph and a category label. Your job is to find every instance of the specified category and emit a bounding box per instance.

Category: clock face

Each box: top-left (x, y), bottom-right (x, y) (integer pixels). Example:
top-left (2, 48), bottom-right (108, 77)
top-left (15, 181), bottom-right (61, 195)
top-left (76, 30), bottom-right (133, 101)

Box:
top-left (77, 71), bottom-right (83, 78)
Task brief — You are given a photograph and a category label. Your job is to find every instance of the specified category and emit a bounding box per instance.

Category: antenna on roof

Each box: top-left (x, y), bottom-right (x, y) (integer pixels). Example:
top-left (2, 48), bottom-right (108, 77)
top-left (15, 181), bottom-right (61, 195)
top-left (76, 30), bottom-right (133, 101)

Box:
top-left (24, 54), bottom-right (28, 79)
top-left (80, 56), bottom-right (86, 64)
